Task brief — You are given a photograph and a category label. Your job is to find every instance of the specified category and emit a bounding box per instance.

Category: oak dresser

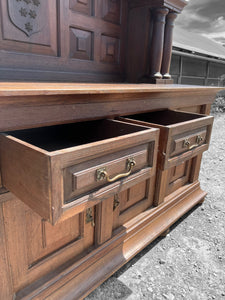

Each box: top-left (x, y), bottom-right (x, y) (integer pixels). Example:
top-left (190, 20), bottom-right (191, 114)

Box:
top-left (0, 0), bottom-right (222, 299)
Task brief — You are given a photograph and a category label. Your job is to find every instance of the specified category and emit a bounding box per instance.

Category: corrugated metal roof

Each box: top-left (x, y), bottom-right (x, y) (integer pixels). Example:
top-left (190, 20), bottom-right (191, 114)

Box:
top-left (173, 27), bottom-right (225, 60)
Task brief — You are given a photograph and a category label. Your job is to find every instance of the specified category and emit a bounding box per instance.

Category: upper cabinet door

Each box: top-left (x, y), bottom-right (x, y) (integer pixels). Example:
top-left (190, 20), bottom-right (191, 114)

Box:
top-left (0, 0), bottom-right (127, 82)
top-left (0, 0), bottom-right (58, 56)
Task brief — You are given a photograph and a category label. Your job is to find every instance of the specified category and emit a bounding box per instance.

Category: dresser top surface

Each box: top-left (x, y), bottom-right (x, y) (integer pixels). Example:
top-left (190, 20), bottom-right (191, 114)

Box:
top-left (0, 82), bottom-right (223, 97)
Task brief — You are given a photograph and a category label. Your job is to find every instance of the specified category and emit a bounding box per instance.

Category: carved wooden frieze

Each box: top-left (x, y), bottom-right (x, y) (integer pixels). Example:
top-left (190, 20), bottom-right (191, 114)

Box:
top-left (7, 0), bottom-right (46, 36)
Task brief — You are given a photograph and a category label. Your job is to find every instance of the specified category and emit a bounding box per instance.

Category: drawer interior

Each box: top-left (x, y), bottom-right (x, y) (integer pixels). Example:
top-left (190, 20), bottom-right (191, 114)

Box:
top-left (6, 119), bottom-right (148, 152)
top-left (125, 110), bottom-right (203, 126)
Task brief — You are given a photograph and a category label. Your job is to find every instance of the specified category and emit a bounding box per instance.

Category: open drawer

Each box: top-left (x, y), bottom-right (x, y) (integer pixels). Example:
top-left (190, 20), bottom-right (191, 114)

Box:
top-left (119, 110), bottom-right (213, 170)
top-left (0, 119), bottom-right (159, 224)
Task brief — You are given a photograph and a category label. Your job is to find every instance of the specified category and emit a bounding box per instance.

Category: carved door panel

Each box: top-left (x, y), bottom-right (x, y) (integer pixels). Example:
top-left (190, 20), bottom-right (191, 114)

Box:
top-left (94, 179), bottom-right (155, 246)
top-left (0, 0), bottom-right (127, 82)
top-left (0, 0), bottom-right (58, 55)
top-left (2, 194), bottom-right (95, 293)
top-left (165, 159), bottom-right (192, 196)
top-left (58, 0), bottom-right (127, 80)
top-left (112, 179), bottom-right (155, 231)
top-left (154, 158), bottom-right (198, 205)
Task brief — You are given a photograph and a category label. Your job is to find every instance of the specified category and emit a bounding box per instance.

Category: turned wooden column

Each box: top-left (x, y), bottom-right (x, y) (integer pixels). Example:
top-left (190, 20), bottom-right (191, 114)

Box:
top-left (149, 7), bottom-right (169, 80)
top-left (161, 11), bottom-right (178, 79)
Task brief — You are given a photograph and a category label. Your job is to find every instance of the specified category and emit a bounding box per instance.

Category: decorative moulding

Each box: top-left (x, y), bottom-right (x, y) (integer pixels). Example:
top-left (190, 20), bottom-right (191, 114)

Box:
top-left (129, 0), bottom-right (188, 13)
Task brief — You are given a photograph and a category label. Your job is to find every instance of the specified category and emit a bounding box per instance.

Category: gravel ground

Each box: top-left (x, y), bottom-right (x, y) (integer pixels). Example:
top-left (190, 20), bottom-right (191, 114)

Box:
top-left (85, 111), bottom-right (225, 300)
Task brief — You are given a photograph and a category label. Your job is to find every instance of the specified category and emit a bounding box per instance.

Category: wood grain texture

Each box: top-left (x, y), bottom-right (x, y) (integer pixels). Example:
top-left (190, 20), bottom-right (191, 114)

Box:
top-left (0, 170), bottom-right (7, 194)
top-left (189, 154), bottom-right (203, 183)
top-left (0, 82), bottom-right (222, 96)
top-left (0, 202), bottom-right (13, 300)
top-left (0, 84), bottom-right (220, 132)
top-left (0, 134), bottom-right (51, 221)
top-left (96, 196), bottom-right (114, 245)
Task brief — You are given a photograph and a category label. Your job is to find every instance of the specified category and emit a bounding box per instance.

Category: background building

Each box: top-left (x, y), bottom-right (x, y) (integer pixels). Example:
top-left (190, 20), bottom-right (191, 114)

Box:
top-left (171, 27), bottom-right (225, 87)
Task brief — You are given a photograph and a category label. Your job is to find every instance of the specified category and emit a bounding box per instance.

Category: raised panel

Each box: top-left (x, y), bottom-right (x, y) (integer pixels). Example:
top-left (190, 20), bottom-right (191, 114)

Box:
top-left (168, 162), bottom-right (187, 184)
top-left (25, 210), bottom-right (81, 266)
top-left (2, 195), bottom-right (95, 291)
top-left (113, 179), bottom-right (154, 230)
top-left (166, 160), bottom-right (192, 196)
top-left (69, 0), bottom-right (93, 16)
top-left (101, 35), bottom-right (120, 64)
top-left (8, 0), bottom-right (44, 37)
top-left (70, 27), bottom-right (93, 60)
top-left (102, 0), bottom-right (121, 24)
top-left (120, 180), bottom-right (146, 213)
top-left (0, 0), bottom-right (58, 56)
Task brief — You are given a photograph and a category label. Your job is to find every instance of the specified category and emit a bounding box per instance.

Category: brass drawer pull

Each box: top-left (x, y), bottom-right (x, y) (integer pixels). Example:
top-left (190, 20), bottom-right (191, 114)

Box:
top-left (96, 158), bottom-right (136, 183)
top-left (183, 135), bottom-right (203, 150)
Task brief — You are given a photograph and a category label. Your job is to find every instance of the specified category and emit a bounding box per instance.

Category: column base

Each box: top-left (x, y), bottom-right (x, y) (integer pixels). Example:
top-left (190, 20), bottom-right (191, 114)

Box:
top-left (139, 77), bottom-right (174, 84)
top-left (150, 78), bottom-right (174, 84)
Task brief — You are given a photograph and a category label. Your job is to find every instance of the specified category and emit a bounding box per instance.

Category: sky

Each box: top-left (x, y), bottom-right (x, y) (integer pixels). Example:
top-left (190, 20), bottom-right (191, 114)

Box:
top-left (175, 0), bottom-right (225, 45)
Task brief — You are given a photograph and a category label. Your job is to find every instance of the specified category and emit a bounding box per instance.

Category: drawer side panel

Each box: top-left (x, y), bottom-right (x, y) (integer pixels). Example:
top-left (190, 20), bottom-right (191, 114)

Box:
top-left (0, 135), bottom-right (51, 221)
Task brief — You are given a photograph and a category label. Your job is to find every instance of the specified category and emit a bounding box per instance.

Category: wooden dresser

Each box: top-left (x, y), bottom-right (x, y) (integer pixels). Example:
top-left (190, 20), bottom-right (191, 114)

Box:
top-left (0, 1), bottom-right (222, 299)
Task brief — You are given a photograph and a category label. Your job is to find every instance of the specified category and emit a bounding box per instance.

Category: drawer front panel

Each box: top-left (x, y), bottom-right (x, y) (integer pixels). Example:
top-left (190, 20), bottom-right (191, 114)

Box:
top-left (165, 117), bottom-right (213, 169)
top-left (170, 128), bottom-right (207, 158)
top-left (63, 143), bottom-right (151, 204)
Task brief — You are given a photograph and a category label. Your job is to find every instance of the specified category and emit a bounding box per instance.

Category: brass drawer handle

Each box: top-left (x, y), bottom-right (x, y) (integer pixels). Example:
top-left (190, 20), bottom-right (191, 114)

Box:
top-left (96, 158), bottom-right (136, 183)
top-left (183, 135), bottom-right (203, 150)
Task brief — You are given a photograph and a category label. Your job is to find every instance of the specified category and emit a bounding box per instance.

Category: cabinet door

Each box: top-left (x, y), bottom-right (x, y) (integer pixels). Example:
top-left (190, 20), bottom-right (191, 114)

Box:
top-left (2, 194), bottom-right (95, 293)
top-left (95, 178), bottom-right (155, 246)
top-left (0, 0), bottom-right (127, 82)
top-left (113, 179), bottom-right (155, 231)
top-left (154, 155), bottom-right (203, 205)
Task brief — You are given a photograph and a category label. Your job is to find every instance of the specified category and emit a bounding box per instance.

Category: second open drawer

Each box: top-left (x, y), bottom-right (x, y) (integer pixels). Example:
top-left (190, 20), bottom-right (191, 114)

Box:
top-left (0, 119), bottom-right (159, 224)
top-left (119, 110), bottom-right (213, 170)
